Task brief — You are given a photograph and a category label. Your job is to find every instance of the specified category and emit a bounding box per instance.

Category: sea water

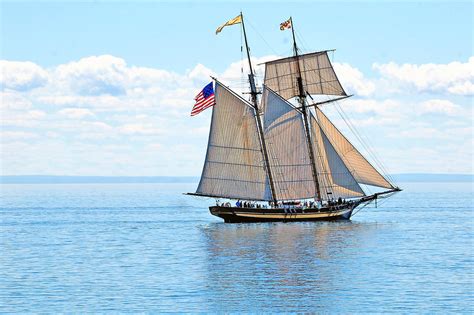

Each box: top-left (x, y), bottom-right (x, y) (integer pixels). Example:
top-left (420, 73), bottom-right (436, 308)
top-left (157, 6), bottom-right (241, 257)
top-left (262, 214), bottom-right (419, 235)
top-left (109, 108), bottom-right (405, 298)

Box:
top-left (0, 182), bottom-right (472, 312)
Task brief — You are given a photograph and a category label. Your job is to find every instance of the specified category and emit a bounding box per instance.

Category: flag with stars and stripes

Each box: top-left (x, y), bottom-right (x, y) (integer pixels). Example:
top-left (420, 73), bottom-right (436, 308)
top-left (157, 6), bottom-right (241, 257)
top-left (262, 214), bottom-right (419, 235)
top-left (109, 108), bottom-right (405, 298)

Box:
top-left (191, 82), bottom-right (215, 116)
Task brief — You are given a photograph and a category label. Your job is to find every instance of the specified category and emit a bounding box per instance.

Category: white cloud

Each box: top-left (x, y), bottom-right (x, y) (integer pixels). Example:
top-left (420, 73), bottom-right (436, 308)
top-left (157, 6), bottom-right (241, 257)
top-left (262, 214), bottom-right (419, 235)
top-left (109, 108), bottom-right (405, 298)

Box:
top-left (81, 121), bottom-right (113, 131)
top-left (335, 97), bottom-right (466, 130)
top-left (27, 110), bottom-right (46, 119)
top-left (54, 55), bottom-right (128, 96)
top-left (38, 94), bottom-right (133, 110)
top-left (128, 65), bottom-right (182, 89)
top-left (1, 131), bottom-right (39, 140)
top-left (447, 81), bottom-right (474, 95)
top-left (0, 60), bottom-right (49, 91)
top-left (1, 110), bottom-right (46, 127)
top-left (58, 108), bottom-right (95, 119)
top-left (419, 99), bottom-right (463, 116)
top-left (188, 63), bottom-right (216, 83)
top-left (119, 123), bottom-right (163, 135)
top-left (346, 99), bottom-right (401, 115)
top-left (46, 131), bottom-right (60, 139)
top-left (51, 55), bottom-right (205, 98)
top-left (395, 125), bottom-right (472, 141)
top-left (145, 143), bottom-right (162, 150)
top-left (397, 126), bottom-right (440, 139)
top-left (0, 91), bottom-right (32, 110)
top-left (33, 56), bottom-right (213, 113)
top-left (1, 54), bottom-right (472, 175)
top-left (373, 57), bottom-right (474, 96)
top-left (333, 63), bottom-right (375, 96)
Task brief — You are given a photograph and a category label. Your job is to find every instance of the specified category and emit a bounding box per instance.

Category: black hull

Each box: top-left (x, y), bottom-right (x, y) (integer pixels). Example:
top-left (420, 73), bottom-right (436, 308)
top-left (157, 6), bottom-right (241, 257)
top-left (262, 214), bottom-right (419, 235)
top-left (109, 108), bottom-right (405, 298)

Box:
top-left (210, 203), bottom-right (356, 223)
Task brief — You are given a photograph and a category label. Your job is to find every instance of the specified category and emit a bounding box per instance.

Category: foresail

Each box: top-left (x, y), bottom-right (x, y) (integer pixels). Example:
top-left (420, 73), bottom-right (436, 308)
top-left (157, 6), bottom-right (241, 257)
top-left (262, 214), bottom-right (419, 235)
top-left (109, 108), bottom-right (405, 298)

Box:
top-left (310, 114), bottom-right (365, 199)
top-left (315, 107), bottom-right (393, 189)
top-left (264, 51), bottom-right (346, 100)
top-left (262, 86), bottom-right (316, 200)
top-left (196, 82), bottom-right (271, 201)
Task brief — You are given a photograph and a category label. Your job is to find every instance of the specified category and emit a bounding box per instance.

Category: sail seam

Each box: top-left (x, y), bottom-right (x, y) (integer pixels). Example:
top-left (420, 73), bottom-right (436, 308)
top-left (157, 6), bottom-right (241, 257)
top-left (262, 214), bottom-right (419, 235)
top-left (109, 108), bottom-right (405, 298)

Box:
top-left (206, 160), bottom-right (263, 168)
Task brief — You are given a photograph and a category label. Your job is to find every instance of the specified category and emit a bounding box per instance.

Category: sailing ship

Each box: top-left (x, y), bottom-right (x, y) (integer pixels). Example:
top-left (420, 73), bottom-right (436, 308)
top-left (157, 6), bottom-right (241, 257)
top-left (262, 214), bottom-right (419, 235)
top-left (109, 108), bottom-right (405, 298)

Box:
top-left (187, 14), bottom-right (401, 223)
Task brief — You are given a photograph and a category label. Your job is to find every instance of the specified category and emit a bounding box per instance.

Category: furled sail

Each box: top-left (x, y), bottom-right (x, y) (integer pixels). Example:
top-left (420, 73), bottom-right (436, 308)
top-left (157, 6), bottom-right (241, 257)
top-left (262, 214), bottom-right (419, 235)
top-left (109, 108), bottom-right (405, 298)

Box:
top-left (310, 114), bottom-right (365, 199)
top-left (195, 81), bottom-right (271, 200)
top-left (263, 51), bottom-right (346, 100)
top-left (315, 107), bottom-right (393, 189)
top-left (262, 86), bottom-right (316, 200)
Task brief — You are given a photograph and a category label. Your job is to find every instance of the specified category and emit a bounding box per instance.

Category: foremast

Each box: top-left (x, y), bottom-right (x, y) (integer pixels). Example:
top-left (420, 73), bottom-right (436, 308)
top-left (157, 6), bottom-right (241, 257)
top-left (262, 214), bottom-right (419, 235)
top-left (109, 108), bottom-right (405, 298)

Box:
top-left (240, 13), bottom-right (278, 205)
top-left (289, 17), bottom-right (322, 201)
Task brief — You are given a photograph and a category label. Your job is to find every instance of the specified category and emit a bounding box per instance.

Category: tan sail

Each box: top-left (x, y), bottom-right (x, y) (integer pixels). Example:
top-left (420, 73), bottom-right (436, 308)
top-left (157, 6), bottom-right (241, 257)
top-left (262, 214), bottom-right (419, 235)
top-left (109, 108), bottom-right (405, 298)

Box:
top-left (262, 86), bottom-right (316, 200)
top-left (310, 113), bottom-right (365, 199)
top-left (315, 107), bottom-right (393, 189)
top-left (195, 81), bottom-right (271, 200)
top-left (263, 51), bottom-right (346, 100)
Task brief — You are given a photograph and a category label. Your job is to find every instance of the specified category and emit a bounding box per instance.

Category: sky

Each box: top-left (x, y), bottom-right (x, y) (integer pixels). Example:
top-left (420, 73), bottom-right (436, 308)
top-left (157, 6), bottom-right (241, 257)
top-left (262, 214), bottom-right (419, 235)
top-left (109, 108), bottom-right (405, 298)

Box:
top-left (1, 0), bottom-right (473, 176)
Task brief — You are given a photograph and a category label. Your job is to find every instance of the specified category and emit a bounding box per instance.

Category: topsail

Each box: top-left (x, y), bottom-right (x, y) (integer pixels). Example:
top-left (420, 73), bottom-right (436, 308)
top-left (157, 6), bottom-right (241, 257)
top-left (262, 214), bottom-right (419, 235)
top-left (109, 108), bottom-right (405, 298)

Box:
top-left (263, 51), bottom-right (346, 100)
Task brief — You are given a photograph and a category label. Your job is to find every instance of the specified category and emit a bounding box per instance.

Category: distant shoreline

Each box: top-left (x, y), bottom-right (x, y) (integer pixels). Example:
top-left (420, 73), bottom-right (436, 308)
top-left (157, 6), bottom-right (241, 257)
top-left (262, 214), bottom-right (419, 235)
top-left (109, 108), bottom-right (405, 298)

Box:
top-left (0, 176), bottom-right (199, 184)
top-left (0, 174), bottom-right (472, 184)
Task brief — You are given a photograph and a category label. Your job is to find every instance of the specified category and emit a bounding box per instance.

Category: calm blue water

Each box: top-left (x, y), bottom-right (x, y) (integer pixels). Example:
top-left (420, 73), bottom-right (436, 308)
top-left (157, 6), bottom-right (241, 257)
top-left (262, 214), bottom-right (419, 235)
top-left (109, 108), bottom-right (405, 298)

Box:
top-left (1, 182), bottom-right (473, 312)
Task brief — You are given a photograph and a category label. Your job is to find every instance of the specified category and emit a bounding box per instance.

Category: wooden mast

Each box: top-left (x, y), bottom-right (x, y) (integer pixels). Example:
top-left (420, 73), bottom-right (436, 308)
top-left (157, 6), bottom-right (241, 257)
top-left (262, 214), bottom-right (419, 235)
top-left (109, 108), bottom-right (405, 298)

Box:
top-left (240, 13), bottom-right (278, 205)
top-left (290, 17), bottom-right (322, 201)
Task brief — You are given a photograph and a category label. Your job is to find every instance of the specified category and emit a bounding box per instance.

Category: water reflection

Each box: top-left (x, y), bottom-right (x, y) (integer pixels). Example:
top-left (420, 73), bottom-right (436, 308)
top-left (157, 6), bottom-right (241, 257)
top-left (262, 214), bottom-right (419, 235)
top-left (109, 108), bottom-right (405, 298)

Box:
top-left (200, 221), bottom-right (380, 312)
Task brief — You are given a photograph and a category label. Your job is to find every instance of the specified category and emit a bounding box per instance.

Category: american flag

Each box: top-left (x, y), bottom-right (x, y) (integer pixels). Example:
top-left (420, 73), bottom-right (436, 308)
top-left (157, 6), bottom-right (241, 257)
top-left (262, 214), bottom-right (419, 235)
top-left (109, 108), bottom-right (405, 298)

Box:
top-left (191, 82), bottom-right (215, 116)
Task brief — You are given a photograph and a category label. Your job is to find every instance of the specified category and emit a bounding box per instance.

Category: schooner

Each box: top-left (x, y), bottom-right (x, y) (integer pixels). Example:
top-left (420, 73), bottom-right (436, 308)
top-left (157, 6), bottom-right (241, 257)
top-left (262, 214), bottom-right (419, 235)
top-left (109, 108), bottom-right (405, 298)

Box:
top-left (187, 14), bottom-right (401, 223)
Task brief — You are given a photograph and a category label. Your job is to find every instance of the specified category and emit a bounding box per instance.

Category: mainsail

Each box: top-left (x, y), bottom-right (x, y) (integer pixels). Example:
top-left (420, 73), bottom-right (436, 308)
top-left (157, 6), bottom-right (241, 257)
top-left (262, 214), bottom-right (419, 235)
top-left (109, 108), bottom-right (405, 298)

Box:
top-left (262, 86), bottom-right (316, 200)
top-left (315, 107), bottom-right (393, 189)
top-left (263, 51), bottom-right (346, 100)
top-left (195, 81), bottom-right (271, 201)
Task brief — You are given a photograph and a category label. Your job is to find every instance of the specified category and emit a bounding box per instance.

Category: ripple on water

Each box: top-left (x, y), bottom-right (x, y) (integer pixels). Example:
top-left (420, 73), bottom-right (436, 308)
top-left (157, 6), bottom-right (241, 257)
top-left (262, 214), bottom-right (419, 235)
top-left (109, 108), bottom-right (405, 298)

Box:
top-left (0, 182), bottom-right (473, 312)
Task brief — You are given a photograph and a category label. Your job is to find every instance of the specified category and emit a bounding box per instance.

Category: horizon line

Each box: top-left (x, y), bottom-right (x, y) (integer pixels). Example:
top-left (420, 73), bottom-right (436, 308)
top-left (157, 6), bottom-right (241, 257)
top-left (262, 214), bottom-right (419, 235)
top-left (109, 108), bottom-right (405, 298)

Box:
top-left (1, 173), bottom-right (472, 184)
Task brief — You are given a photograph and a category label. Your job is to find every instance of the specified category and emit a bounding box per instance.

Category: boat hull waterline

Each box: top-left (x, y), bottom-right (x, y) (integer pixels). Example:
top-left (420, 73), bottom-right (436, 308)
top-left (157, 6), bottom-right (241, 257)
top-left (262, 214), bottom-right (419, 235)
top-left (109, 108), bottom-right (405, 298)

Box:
top-left (210, 203), bottom-right (356, 223)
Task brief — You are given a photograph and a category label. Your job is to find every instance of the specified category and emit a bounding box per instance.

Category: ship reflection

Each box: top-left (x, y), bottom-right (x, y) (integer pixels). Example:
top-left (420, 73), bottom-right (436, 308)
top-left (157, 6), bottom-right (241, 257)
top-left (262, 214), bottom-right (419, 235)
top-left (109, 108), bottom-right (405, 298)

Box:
top-left (200, 221), bottom-right (379, 311)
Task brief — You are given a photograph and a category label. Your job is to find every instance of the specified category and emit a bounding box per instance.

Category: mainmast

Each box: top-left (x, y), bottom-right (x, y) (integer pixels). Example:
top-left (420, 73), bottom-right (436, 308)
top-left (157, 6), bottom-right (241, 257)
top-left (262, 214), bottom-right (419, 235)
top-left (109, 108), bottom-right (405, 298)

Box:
top-left (289, 17), bottom-right (322, 201)
top-left (240, 13), bottom-right (278, 204)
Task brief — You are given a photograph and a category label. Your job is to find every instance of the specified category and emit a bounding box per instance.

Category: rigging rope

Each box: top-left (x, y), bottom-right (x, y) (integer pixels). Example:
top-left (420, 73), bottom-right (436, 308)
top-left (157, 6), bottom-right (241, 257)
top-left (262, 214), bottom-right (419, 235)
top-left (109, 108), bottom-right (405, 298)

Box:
top-left (351, 200), bottom-right (372, 217)
top-left (247, 18), bottom-right (279, 56)
top-left (295, 29), bottom-right (311, 54)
